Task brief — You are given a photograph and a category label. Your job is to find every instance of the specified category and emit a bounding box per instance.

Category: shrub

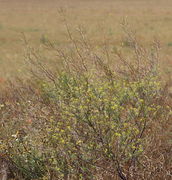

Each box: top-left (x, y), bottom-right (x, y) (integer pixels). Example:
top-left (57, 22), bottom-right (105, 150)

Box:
top-left (0, 23), bottom-right (171, 179)
top-left (39, 70), bottom-right (169, 179)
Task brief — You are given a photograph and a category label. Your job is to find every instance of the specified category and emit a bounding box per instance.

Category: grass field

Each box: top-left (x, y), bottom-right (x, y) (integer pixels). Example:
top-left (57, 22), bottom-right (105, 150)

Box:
top-left (0, 0), bottom-right (172, 179)
top-left (0, 0), bottom-right (172, 79)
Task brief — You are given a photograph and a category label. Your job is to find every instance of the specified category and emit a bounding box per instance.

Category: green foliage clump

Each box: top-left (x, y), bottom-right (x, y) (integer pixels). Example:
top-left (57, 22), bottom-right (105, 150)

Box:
top-left (41, 71), bottom-right (166, 179)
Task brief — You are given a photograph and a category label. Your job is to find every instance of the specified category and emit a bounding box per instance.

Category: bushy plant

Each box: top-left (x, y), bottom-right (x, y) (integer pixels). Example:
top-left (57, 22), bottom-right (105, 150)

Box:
top-left (39, 69), bottom-right (169, 179)
top-left (0, 23), bottom-right (171, 180)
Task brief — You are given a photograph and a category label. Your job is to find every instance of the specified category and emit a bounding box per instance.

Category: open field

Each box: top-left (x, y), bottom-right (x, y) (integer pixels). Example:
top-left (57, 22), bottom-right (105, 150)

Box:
top-left (0, 0), bottom-right (172, 79)
top-left (0, 0), bottom-right (172, 179)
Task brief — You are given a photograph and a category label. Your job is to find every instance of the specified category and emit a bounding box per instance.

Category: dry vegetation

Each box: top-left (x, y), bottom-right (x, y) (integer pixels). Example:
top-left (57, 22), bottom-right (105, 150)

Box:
top-left (0, 0), bottom-right (172, 179)
top-left (0, 0), bottom-right (172, 78)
